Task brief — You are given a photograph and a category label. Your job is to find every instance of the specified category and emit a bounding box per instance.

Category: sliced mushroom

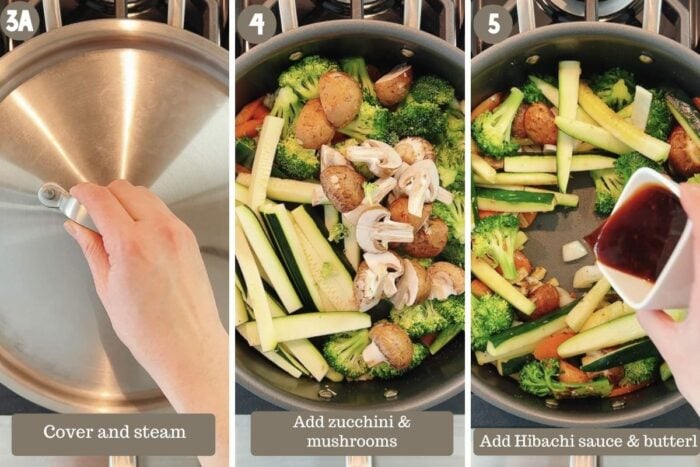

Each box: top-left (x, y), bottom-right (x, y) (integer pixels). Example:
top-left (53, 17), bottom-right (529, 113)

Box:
top-left (320, 165), bottom-right (366, 213)
top-left (320, 144), bottom-right (351, 171)
top-left (668, 125), bottom-right (700, 178)
top-left (374, 64), bottom-right (413, 107)
top-left (394, 137), bottom-right (435, 165)
top-left (397, 159), bottom-right (441, 217)
top-left (346, 140), bottom-right (403, 177)
top-left (524, 103), bottom-right (558, 146)
top-left (319, 71), bottom-right (363, 127)
top-left (355, 207), bottom-right (414, 253)
top-left (295, 98), bottom-right (336, 149)
top-left (427, 261), bottom-right (465, 300)
top-left (342, 177), bottom-right (398, 226)
top-left (403, 218), bottom-right (448, 258)
top-left (362, 321), bottom-right (413, 369)
top-left (389, 196), bottom-right (431, 232)
top-left (391, 259), bottom-right (431, 310)
top-left (353, 252), bottom-right (404, 311)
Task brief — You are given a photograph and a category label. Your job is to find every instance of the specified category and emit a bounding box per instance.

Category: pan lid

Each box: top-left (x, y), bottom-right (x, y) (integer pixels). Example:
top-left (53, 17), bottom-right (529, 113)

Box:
top-left (0, 20), bottom-right (228, 412)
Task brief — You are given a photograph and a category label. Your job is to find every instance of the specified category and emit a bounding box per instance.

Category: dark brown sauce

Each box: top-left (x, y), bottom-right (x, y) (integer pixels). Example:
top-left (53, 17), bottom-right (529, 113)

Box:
top-left (592, 184), bottom-right (687, 283)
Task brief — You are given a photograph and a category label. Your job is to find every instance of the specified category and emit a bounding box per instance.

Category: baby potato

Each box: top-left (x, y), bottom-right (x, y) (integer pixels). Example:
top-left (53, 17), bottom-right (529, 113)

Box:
top-left (295, 98), bottom-right (336, 149)
top-left (320, 165), bottom-right (366, 213)
top-left (402, 217), bottom-right (448, 258)
top-left (319, 71), bottom-right (363, 128)
top-left (524, 103), bottom-right (558, 145)
top-left (374, 64), bottom-right (413, 107)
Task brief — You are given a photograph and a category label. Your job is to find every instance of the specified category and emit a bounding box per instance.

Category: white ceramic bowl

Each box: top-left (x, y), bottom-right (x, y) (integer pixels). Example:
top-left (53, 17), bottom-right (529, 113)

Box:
top-left (597, 168), bottom-right (694, 310)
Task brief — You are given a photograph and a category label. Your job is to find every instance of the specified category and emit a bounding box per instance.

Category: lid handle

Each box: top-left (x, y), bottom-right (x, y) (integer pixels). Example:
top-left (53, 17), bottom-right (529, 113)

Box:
top-left (38, 183), bottom-right (98, 233)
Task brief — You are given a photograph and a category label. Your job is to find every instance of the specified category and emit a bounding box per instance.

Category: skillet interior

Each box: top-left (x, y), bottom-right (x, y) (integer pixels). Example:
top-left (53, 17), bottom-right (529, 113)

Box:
top-left (471, 22), bottom-right (700, 426)
top-left (235, 21), bottom-right (465, 411)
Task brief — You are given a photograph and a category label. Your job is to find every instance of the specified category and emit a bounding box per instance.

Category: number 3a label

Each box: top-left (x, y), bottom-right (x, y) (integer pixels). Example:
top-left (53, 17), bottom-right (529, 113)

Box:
top-left (487, 12), bottom-right (500, 34)
top-left (5, 10), bottom-right (34, 32)
top-left (249, 12), bottom-right (265, 36)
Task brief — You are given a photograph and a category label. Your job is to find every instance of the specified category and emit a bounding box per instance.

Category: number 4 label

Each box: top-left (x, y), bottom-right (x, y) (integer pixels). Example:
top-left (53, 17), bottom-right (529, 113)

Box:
top-left (5, 9), bottom-right (34, 32)
top-left (249, 12), bottom-right (264, 36)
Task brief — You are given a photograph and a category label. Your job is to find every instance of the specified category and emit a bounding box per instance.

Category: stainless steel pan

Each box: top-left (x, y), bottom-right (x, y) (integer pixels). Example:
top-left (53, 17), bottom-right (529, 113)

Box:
top-left (471, 1), bottom-right (700, 426)
top-left (235, 1), bottom-right (465, 411)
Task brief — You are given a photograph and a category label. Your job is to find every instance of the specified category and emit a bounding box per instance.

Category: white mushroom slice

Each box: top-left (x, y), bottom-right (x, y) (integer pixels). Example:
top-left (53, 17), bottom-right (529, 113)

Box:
top-left (398, 159), bottom-right (441, 217)
top-left (320, 144), bottom-right (351, 171)
top-left (362, 341), bottom-right (388, 368)
top-left (346, 140), bottom-right (402, 177)
top-left (355, 207), bottom-right (414, 254)
top-left (391, 259), bottom-right (430, 309)
top-left (311, 185), bottom-right (330, 206)
top-left (394, 137), bottom-right (435, 165)
top-left (363, 321), bottom-right (413, 369)
top-left (365, 251), bottom-right (404, 298)
top-left (436, 187), bottom-right (455, 204)
top-left (428, 262), bottom-right (466, 300)
top-left (342, 177), bottom-right (397, 225)
top-left (354, 252), bottom-right (404, 311)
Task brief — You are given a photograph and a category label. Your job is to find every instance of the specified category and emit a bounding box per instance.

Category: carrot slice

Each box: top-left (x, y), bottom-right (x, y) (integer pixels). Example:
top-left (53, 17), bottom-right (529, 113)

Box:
top-left (608, 382), bottom-right (650, 398)
top-left (253, 105), bottom-right (271, 120)
top-left (478, 210), bottom-right (499, 219)
top-left (514, 251), bottom-right (532, 274)
top-left (235, 163), bottom-right (251, 174)
top-left (533, 330), bottom-right (575, 360)
top-left (558, 359), bottom-right (590, 384)
top-left (471, 279), bottom-right (491, 298)
top-left (693, 97), bottom-right (700, 111)
top-left (235, 97), bottom-right (264, 126)
top-left (471, 92), bottom-right (504, 120)
top-left (236, 119), bottom-right (263, 138)
top-left (420, 333), bottom-right (437, 347)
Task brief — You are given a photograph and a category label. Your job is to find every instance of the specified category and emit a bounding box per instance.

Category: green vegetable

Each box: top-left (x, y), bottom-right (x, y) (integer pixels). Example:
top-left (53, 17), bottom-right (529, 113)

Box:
top-left (327, 223), bottom-right (348, 243)
top-left (472, 213), bottom-right (520, 281)
top-left (554, 117), bottom-right (633, 154)
top-left (472, 87), bottom-right (524, 158)
top-left (339, 101), bottom-right (394, 143)
top-left (408, 75), bottom-right (459, 111)
top-left (522, 74), bottom-right (556, 104)
top-left (323, 329), bottom-right (371, 379)
top-left (434, 294), bottom-right (465, 326)
top-left (645, 88), bottom-right (673, 140)
top-left (270, 86), bottom-right (302, 137)
top-left (556, 61), bottom-right (582, 192)
top-left (565, 276), bottom-right (611, 332)
top-left (436, 142), bottom-right (465, 192)
top-left (590, 67), bottom-right (636, 111)
top-left (660, 362), bottom-right (673, 382)
top-left (432, 193), bottom-right (465, 266)
top-left (275, 136), bottom-right (320, 181)
top-left (471, 293), bottom-right (514, 351)
top-left (340, 56), bottom-right (378, 104)
top-left (235, 137), bottom-right (257, 168)
top-left (474, 172), bottom-right (558, 186)
top-left (429, 323), bottom-right (463, 355)
top-left (665, 89), bottom-right (700, 147)
top-left (471, 255), bottom-right (536, 315)
top-left (236, 173), bottom-right (322, 205)
top-left (390, 300), bottom-right (446, 339)
top-left (620, 357), bottom-right (660, 386)
top-left (519, 358), bottom-right (613, 399)
top-left (278, 55), bottom-right (339, 101)
top-left (371, 343), bottom-right (429, 379)
top-left (391, 101), bottom-right (446, 144)
top-left (557, 313), bottom-right (646, 358)
top-left (503, 155), bottom-right (616, 174)
top-left (581, 338), bottom-right (660, 372)
top-left (497, 354), bottom-right (534, 376)
top-left (476, 188), bottom-right (556, 213)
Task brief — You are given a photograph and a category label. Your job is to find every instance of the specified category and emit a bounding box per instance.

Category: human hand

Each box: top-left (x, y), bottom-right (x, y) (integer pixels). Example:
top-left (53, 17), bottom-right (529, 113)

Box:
top-left (64, 180), bottom-right (228, 467)
top-left (636, 183), bottom-right (700, 413)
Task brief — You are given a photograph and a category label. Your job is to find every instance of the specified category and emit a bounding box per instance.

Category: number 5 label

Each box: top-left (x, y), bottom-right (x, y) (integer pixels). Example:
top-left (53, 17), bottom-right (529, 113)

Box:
top-left (473, 5), bottom-right (513, 45)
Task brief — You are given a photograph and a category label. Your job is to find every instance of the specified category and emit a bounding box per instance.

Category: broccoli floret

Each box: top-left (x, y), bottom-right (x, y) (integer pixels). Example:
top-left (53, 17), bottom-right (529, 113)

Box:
top-left (270, 86), bottom-right (302, 137)
top-left (278, 55), bottom-right (339, 101)
top-left (433, 193), bottom-right (465, 265)
top-left (433, 294), bottom-right (465, 327)
top-left (323, 329), bottom-right (371, 379)
top-left (341, 57), bottom-right (378, 104)
top-left (371, 343), bottom-right (429, 379)
top-left (339, 101), bottom-right (393, 143)
top-left (522, 74), bottom-right (556, 104)
top-left (235, 137), bottom-right (256, 168)
top-left (645, 88), bottom-right (673, 140)
top-left (435, 143), bottom-right (465, 192)
top-left (472, 87), bottom-right (524, 158)
top-left (519, 359), bottom-right (613, 399)
top-left (615, 151), bottom-right (665, 182)
top-left (620, 357), bottom-right (660, 386)
top-left (689, 174), bottom-right (700, 184)
top-left (391, 101), bottom-right (446, 144)
top-left (439, 237), bottom-right (465, 267)
top-left (471, 293), bottom-right (514, 351)
top-left (590, 68), bottom-right (635, 111)
top-left (444, 111), bottom-right (466, 149)
top-left (409, 75), bottom-right (457, 108)
top-left (328, 223), bottom-right (348, 243)
top-left (390, 300), bottom-right (446, 338)
top-left (590, 168), bottom-right (624, 216)
top-left (471, 213), bottom-right (520, 282)
top-left (275, 136), bottom-right (320, 180)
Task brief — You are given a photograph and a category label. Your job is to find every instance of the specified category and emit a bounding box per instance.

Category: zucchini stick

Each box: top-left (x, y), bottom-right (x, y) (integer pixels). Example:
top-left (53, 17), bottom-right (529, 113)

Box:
top-left (234, 285), bottom-right (249, 326)
top-left (474, 172), bottom-right (558, 186)
top-left (579, 84), bottom-right (670, 162)
top-left (237, 173), bottom-right (324, 205)
top-left (471, 255), bottom-right (536, 315)
top-left (556, 61), bottom-right (581, 193)
top-left (471, 152), bottom-right (497, 183)
top-left (235, 223), bottom-right (277, 351)
top-left (565, 276), bottom-right (611, 332)
top-left (503, 155), bottom-right (616, 173)
top-left (247, 116), bottom-right (284, 212)
top-left (558, 313), bottom-right (645, 358)
top-left (554, 117), bottom-right (633, 154)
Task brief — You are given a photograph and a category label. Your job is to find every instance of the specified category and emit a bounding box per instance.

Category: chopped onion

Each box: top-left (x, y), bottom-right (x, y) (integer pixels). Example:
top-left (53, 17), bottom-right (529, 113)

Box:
top-left (557, 287), bottom-right (575, 307)
top-left (573, 265), bottom-right (602, 289)
top-left (630, 85), bottom-right (653, 130)
top-left (562, 240), bottom-right (588, 262)
top-left (543, 144), bottom-right (557, 154)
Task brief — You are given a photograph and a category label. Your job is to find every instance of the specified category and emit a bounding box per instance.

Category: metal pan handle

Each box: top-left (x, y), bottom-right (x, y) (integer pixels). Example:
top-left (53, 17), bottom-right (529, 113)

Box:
top-left (516, 0), bottom-right (536, 34)
top-left (42, 0), bottom-right (61, 31)
top-left (110, 456), bottom-right (138, 467)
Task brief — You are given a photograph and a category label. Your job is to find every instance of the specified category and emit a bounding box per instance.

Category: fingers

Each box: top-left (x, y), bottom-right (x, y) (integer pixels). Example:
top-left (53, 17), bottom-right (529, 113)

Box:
top-left (64, 220), bottom-right (110, 296)
top-left (636, 310), bottom-right (682, 362)
top-left (70, 183), bottom-right (133, 239)
top-left (106, 180), bottom-right (173, 221)
top-left (680, 183), bottom-right (700, 224)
